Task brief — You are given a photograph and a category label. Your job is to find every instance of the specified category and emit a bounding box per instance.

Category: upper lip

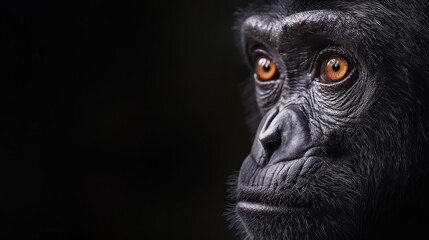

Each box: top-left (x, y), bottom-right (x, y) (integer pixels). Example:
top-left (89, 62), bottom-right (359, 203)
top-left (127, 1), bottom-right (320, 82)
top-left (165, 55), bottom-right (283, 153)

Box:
top-left (282, 146), bottom-right (325, 162)
top-left (264, 146), bottom-right (325, 166)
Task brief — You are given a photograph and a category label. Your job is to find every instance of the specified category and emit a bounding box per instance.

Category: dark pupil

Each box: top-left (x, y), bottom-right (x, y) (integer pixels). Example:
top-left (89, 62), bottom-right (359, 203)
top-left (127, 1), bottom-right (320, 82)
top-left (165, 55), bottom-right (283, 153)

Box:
top-left (331, 59), bottom-right (340, 72)
top-left (263, 64), bottom-right (271, 72)
top-left (262, 60), bottom-right (271, 72)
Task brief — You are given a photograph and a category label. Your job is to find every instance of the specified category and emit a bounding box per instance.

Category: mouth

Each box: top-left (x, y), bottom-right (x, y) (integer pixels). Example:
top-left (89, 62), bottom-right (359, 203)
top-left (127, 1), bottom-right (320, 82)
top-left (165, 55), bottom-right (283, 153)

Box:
top-left (235, 147), bottom-right (328, 217)
top-left (236, 188), bottom-right (313, 216)
top-left (235, 191), bottom-right (327, 229)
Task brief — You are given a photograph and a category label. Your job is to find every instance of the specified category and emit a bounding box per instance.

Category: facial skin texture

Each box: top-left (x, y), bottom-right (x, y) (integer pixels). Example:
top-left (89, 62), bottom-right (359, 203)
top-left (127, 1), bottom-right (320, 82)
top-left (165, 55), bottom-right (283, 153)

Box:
top-left (227, 1), bottom-right (429, 239)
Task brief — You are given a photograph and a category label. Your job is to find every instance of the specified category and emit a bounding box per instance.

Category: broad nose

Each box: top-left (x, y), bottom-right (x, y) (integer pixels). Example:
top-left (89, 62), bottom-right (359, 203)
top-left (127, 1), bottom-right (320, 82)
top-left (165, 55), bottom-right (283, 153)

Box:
top-left (250, 105), bottom-right (312, 166)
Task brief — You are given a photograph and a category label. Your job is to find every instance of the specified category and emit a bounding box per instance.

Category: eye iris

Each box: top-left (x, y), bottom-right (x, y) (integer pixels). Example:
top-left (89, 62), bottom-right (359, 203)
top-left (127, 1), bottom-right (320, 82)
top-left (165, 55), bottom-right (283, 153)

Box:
top-left (255, 56), bottom-right (279, 81)
top-left (321, 56), bottom-right (349, 82)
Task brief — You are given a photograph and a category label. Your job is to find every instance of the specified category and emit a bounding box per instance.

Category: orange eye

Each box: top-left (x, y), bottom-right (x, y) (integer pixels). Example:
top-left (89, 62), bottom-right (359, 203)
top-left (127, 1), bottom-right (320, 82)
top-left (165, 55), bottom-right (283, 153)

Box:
top-left (320, 56), bottom-right (349, 83)
top-left (255, 56), bottom-right (279, 81)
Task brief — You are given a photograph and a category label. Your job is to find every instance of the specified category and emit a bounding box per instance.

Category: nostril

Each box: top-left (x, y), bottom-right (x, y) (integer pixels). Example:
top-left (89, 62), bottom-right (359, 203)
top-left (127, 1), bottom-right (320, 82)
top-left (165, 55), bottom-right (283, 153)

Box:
top-left (251, 107), bottom-right (281, 166)
top-left (251, 132), bottom-right (281, 166)
top-left (263, 137), bottom-right (281, 159)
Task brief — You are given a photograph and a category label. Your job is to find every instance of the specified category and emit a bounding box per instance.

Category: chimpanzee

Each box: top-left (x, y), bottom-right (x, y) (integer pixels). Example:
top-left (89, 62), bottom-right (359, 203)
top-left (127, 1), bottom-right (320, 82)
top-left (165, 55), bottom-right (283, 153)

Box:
top-left (228, 0), bottom-right (429, 239)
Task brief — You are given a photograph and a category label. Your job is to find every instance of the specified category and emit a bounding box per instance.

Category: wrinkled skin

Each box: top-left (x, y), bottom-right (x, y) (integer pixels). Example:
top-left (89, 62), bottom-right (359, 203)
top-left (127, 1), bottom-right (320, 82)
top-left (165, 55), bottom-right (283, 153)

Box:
top-left (227, 0), bottom-right (429, 239)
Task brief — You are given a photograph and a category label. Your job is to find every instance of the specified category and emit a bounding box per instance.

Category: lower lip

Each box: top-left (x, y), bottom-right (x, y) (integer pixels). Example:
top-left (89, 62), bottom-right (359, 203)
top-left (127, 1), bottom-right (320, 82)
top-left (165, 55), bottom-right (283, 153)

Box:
top-left (236, 201), bottom-right (311, 215)
top-left (237, 201), bottom-right (283, 213)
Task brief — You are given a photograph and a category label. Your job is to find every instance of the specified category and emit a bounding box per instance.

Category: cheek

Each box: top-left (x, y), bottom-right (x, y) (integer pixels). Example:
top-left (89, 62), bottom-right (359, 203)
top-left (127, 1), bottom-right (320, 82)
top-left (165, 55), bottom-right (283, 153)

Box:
top-left (309, 81), bottom-right (369, 131)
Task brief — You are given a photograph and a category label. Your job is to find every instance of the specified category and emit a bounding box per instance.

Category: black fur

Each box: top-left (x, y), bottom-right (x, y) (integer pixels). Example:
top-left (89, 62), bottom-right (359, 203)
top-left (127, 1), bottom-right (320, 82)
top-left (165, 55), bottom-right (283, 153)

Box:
top-left (227, 0), bottom-right (429, 239)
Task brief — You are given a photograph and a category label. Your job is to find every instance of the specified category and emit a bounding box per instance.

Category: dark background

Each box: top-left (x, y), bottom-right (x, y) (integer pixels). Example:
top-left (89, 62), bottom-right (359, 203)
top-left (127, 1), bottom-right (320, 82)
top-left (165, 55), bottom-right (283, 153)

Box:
top-left (2, 0), bottom-right (252, 239)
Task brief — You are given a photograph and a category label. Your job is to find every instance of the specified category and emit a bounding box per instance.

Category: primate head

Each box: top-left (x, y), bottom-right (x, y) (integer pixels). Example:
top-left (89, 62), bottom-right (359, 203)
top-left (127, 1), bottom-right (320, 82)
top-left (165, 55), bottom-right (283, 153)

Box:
top-left (227, 0), bottom-right (429, 239)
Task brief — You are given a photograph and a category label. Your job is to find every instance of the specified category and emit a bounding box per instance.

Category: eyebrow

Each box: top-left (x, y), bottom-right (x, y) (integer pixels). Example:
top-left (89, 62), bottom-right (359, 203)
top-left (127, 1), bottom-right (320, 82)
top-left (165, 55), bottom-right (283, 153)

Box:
top-left (241, 10), bottom-right (361, 51)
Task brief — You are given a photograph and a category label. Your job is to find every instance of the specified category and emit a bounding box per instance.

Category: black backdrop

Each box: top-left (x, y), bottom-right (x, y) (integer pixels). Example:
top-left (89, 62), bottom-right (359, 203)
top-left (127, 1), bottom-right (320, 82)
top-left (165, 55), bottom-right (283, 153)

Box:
top-left (2, 0), bottom-right (251, 239)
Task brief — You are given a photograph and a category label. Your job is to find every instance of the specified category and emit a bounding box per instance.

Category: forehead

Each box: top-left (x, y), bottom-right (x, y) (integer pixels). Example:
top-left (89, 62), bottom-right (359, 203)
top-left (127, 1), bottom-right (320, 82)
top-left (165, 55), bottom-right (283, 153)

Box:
top-left (240, 10), bottom-right (360, 52)
top-left (236, 0), bottom-right (382, 23)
